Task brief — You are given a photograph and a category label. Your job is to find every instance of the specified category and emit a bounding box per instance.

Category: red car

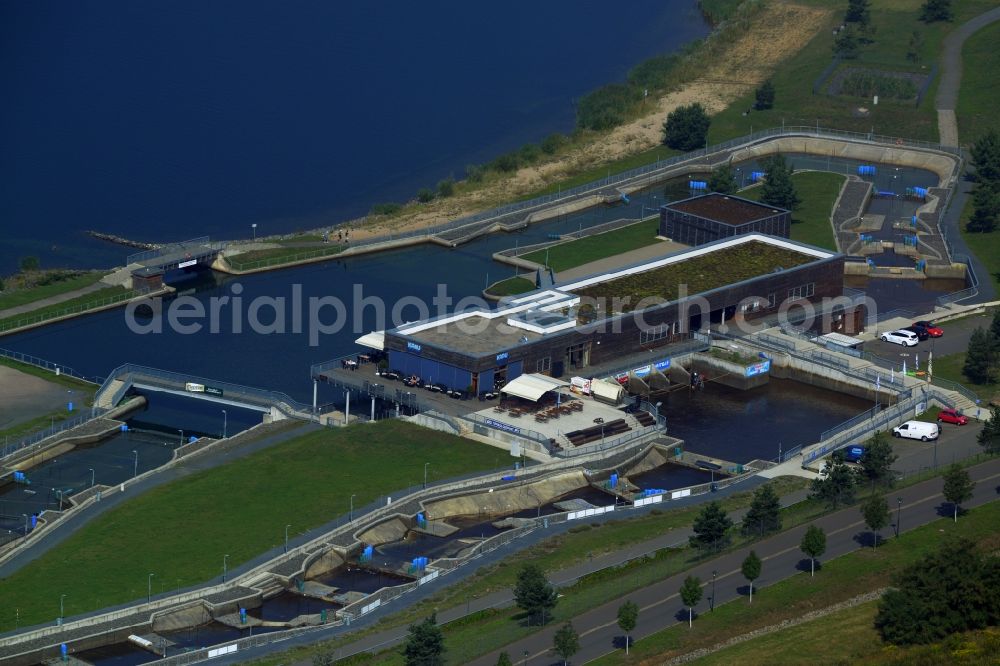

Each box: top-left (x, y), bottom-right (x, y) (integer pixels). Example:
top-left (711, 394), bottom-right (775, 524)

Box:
top-left (912, 321), bottom-right (943, 337)
top-left (937, 409), bottom-right (968, 425)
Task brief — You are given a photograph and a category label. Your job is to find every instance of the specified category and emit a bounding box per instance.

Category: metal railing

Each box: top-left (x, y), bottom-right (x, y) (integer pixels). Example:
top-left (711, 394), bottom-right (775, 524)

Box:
top-left (0, 347), bottom-right (99, 384)
top-left (126, 236), bottom-right (211, 265)
top-left (937, 253), bottom-right (980, 306)
top-left (1, 408), bottom-right (113, 460)
top-left (225, 244), bottom-right (347, 272)
top-left (0, 290), bottom-right (139, 333)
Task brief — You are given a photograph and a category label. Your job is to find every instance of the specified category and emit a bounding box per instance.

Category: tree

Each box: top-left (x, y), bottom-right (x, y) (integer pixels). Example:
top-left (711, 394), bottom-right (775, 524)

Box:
top-left (617, 601), bottom-right (639, 655)
top-left (741, 550), bottom-right (762, 603)
top-left (970, 129), bottom-right (1000, 184)
top-left (689, 501), bottom-right (733, 554)
top-left (679, 575), bottom-right (703, 628)
top-left (906, 30), bottom-right (923, 63)
top-left (742, 483), bottom-right (782, 537)
top-left (514, 564), bottom-right (558, 625)
top-left (833, 26), bottom-right (860, 59)
top-left (845, 0), bottom-right (870, 25)
top-left (875, 537), bottom-right (1000, 644)
top-left (417, 188), bottom-right (436, 203)
top-left (800, 524), bottom-right (827, 577)
top-left (759, 155), bottom-right (801, 211)
top-left (552, 622), bottom-right (579, 665)
top-left (436, 178), bottom-right (455, 198)
top-left (967, 183), bottom-right (1000, 233)
top-left (942, 464), bottom-right (975, 521)
top-left (496, 653), bottom-right (512, 666)
top-left (662, 102), bottom-right (711, 152)
top-left (920, 0), bottom-right (953, 23)
top-left (991, 308), bottom-right (1000, 341)
top-left (19, 256), bottom-right (39, 273)
top-left (402, 615), bottom-right (445, 666)
top-left (963, 327), bottom-right (998, 385)
top-left (979, 405), bottom-right (1000, 454)
top-left (754, 80), bottom-right (775, 110)
top-left (811, 460), bottom-right (858, 508)
top-left (862, 494), bottom-right (890, 549)
top-left (859, 431), bottom-right (898, 487)
top-left (707, 163), bottom-right (737, 194)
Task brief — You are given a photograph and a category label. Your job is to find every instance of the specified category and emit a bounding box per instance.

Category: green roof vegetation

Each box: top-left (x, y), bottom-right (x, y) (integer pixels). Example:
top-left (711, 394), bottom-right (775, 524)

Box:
top-left (571, 241), bottom-right (814, 312)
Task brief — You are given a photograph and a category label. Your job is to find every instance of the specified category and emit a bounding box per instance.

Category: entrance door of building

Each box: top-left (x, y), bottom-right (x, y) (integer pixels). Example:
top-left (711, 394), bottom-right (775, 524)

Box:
top-left (565, 342), bottom-right (591, 370)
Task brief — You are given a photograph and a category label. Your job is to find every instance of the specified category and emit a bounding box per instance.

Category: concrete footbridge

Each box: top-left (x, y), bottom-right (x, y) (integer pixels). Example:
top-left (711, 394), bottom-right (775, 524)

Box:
top-left (126, 237), bottom-right (227, 291)
top-left (94, 363), bottom-right (314, 419)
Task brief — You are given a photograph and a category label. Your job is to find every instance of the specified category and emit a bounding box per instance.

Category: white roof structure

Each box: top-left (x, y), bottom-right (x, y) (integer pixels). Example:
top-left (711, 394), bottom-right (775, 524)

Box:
top-left (816, 332), bottom-right (864, 348)
top-left (355, 331), bottom-right (385, 350)
top-left (501, 373), bottom-right (570, 402)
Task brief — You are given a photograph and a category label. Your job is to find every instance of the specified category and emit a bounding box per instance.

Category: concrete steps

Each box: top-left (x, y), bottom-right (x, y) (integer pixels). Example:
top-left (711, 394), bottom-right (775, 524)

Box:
top-left (94, 379), bottom-right (125, 409)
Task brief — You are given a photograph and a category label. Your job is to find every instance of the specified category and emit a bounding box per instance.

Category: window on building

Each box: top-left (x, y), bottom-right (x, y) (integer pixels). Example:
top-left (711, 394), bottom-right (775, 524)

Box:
top-left (788, 283), bottom-right (815, 300)
top-left (767, 293), bottom-right (777, 308)
top-left (536, 357), bottom-right (551, 373)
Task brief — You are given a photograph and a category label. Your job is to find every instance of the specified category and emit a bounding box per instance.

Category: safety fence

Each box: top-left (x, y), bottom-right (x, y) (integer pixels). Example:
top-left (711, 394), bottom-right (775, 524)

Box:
top-left (937, 253), bottom-right (980, 306)
top-left (0, 407), bottom-right (113, 461)
top-left (225, 244), bottom-right (346, 272)
top-left (0, 289), bottom-right (140, 333)
top-left (0, 347), bottom-right (98, 384)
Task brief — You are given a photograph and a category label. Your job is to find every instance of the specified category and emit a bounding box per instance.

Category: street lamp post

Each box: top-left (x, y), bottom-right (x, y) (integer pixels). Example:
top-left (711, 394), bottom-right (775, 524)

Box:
top-left (221, 410), bottom-right (227, 439)
top-left (252, 223), bottom-right (257, 241)
top-left (22, 514), bottom-right (29, 540)
top-left (285, 524), bottom-right (291, 554)
top-left (59, 594), bottom-right (66, 625)
top-left (223, 555), bottom-right (229, 582)
top-left (147, 574), bottom-right (155, 603)
top-left (896, 497), bottom-right (902, 537)
top-left (711, 570), bottom-right (717, 611)
top-left (423, 462), bottom-right (430, 489)
top-left (178, 429), bottom-right (184, 446)
top-left (350, 494), bottom-right (356, 522)
top-left (89, 468), bottom-right (95, 488)
top-left (132, 450), bottom-right (138, 478)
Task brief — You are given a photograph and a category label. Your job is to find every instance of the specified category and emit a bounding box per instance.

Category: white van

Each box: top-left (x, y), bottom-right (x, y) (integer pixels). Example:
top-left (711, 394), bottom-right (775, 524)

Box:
top-left (892, 420), bottom-right (939, 441)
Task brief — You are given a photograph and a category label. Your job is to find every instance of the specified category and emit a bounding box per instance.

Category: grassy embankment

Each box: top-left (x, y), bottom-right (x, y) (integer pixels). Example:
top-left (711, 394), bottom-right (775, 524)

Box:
top-left (923, 349), bottom-right (997, 403)
top-left (224, 244), bottom-right (346, 271)
top-left (589, 500), bottom-right (1000, 665)
top-left (957, 20), bottom-right (1000, 296)
top-left (740, 171), bottom-right (844, 250)
top-left (0, 271), bottom-right (105, 312)
top-left (0, 422), bottom-right (502, 632)
top-left (0, 286), bottom-right (133, 333)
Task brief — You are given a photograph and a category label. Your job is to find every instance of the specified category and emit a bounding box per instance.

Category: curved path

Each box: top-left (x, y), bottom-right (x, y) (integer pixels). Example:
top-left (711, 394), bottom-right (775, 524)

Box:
top-left (935, 5), bottom-right (1000, 147)
top-left (932, 6), bottom-right (1000, 304)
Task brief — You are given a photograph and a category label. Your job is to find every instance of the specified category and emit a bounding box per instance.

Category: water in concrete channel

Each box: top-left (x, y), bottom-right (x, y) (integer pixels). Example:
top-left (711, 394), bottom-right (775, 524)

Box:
top-left (0, 429), bottom-right (175, 545)
top-left (251, 590), bottom-right (341, 622)
top-left (628, 462), bottom-right (719, 492)
top-left (656, 377), bottom-right (871, 463)
top-left (315, 565), bottom-right (413, 595)
top-left (75, 641), bottom-right (160, 666)
top-left (125, 390), bottom-right (262, 441)
top-left (76, 622), bottom-right (282, 665)
top-left (845, 274), bottom-right (967, 313)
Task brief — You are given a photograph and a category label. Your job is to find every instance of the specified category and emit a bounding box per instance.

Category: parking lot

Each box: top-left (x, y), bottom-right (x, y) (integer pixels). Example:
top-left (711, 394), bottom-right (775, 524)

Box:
top-left (889, 419), bottom-right (985, 474)
top-left (864, 309), bottom-right (992, 371)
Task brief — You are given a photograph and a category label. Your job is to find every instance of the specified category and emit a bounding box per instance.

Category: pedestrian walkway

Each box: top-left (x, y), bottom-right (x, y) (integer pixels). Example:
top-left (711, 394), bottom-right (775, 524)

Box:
top-left (935, 6), bottom-right (1000, 146)
top-left (0, 281), bottom-right (108, 320)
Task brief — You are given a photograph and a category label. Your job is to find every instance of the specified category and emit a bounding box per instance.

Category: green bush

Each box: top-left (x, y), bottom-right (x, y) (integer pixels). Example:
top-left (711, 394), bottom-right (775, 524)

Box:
top-left (576, 83), bottom-right (641, 131)
top-left (370, 202), bottom-right (403, 216)
top-left (465, 164), bottom-right (485, 183)
top-left (491, 152), bottom-right (521, 173)
top-left (416, 188), bottom-right (435, 203)
top-left (627, 54), bottom-right (682, 91)
top-left (540, 133), bottom-right (568, 155)
top-left (436, 178), bottom-right (455, 198)
top-left (519, 143), bottom-right (542, 164)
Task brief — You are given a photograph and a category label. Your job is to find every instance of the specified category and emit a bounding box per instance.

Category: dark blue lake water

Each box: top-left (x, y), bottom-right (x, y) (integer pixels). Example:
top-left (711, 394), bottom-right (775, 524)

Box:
top-left (0, 0), bottom-right (710, 274)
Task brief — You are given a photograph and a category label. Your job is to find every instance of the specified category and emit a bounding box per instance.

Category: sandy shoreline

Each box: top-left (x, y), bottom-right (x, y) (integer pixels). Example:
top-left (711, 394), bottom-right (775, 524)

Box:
top-left (342, 2), bottom-right (831, 243)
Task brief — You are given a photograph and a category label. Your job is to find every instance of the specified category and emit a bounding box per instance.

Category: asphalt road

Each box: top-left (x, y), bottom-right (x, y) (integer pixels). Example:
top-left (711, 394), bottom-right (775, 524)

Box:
top-left (470, 455), bottom-right (1000, 666)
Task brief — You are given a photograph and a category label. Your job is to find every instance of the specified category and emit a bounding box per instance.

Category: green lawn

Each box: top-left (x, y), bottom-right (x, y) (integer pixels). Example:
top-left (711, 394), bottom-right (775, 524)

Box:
top-left (485, 276), bottom-right (536, 297)
top-left (0, 286), bottom-right (132, 332)
top-left (591, 500), bottom-right (1000, 665)
top-left (926, 350), bottom-right (997, 403)
top-left (225, 245), bottom-right (344, 271)
top-left (741, 172), bottom-right (844, 251)
top-left (0, 271), bottom-right (105, 312)
top-left (0, 356), bottom-right (97, 392)
top-left (708, 0), bottom-right (1000, 146)
top-left (0, 422), bottom-right (502, 631)
top-left (520, 219), bottom-right (662, 272)
top-left (956, 20), bottom-right (1000, 142)
top-left (958, 193), bottom-right (1000, 297)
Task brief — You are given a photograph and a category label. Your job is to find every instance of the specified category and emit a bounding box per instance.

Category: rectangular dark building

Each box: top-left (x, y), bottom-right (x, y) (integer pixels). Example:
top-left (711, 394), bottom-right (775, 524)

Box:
top-left (660, 192), bottom-right (790, 246)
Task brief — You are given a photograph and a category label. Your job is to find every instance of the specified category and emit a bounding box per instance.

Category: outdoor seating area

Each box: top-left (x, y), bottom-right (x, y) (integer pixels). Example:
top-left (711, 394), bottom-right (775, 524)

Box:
top-left (491, 397), bottom-right (584, 422)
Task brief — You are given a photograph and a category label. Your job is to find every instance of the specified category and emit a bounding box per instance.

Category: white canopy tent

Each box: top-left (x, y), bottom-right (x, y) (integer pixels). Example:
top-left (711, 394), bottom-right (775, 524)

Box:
top-left (354, 331), bottom-right (385, 351)
top-left (500, 373), bottom-right (571, 402)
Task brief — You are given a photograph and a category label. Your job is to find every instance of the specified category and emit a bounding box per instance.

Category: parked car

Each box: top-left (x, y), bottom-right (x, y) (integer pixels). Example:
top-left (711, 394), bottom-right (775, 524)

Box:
top-left (843, 445), bottom-right (865, 463)
top-left (892, 420), bottom-right (940, 441)
top-left (880, 329), bottom-right (919, 347)
top-left (902, 326), bottom-right (930, 341)
top-left (936, 408), bottom-right (968, 425)
top-left (912, 320), bottom-right (943, 337)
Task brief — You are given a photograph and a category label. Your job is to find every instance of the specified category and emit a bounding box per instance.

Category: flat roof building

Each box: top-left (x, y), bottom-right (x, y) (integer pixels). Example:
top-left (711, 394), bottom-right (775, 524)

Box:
top-left (660, 192), bottom-right (790, 246)
top-left (356, 234), bottom-right (862, 394)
